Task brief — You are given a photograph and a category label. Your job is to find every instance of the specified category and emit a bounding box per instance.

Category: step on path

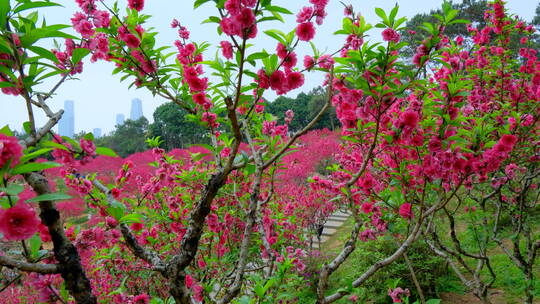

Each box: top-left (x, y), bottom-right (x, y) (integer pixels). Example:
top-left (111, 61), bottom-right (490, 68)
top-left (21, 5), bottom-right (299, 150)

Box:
top-left (310, 209), bottom-right (352, 250)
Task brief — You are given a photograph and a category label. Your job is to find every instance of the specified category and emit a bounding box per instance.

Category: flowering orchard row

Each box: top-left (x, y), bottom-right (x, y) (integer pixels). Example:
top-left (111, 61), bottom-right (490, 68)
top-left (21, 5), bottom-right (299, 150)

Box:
top-left (1, 0), bottom-right (539, 303)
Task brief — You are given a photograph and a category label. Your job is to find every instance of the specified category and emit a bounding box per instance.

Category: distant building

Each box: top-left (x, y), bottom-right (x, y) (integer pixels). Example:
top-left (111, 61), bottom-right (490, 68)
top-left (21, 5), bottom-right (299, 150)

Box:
top-left (116, 114), bottom-right (125, 126)
top-left (93, 128), bottom-right (102, 138)
top-left (58, 100), bottom-right (74, 137)
top-left (130, 98), bottom-right (143, 120)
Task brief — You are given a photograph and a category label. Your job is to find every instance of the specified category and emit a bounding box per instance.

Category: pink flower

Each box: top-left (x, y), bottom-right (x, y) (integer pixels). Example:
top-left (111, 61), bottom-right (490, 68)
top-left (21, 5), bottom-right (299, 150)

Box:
top-left (80, 138), bottom-right (96, 156)
top-left (276, 43), bottom-right (288, 59)
top-left (296, 6), bottom-right (313, 23)
top-left (71, 13), bottom-right (95, 38)
top-left (119, 27), bottom-right (141, 48)
top-left (193, 92), bottom-right (209, 106)
top-left (382, 28), bottom-right (400, 43)
top-left (178, 26), bottom-right (190, 39)
top-left (344, 5), bottom-right (353, 16)
top-left (220, 17), bottom-right (242, 36)
top-left (400, 110), bottom-right (419, 128)
top-left (242, 0), bottom-right (257, 7)
top-left (296, 22), bottom-right (316, 41)
top-left (283, 52), bottom-right (297, 69)
top-left (0, 203), bottom-right (41, 241)
top-left (133, 294), bottom-right (150, 304)
top-left (361, 202), bottom-right (374, 214)
top-left (39, 224), bottom-right (51, 242)
top-left (128, 0), bottom-right (144, 11)
top-left (303, 55), bottom-right (315, 70)
top-left (185, 274), bottom-right (193, 288)
top-left (131, 222), bottom-right (143, 231)
top-left (111, 188), bottom-right (120, 199)
top-left (93, 10), bottom-right (110, 28)
top-left (225, 0), bottom-right (241, 15)
top-left (202, 112), bottom-right (219, 129)
top-left (0, 134), bottom-right (23, 168)
top-left (285, 110), bottom-right (294, 124)
top-left (269, 70), bottom-right (286, 91)
top-left (388, 287), bottom-right (410, 303)
top-left (287, 71), bottom-right (304, 90)
top-left (399, 203), bottom-right (413, 219)
top-left (256, 69), bottom-right (270, 89)
top-left (494, 134), bottom-right (517, 153)
top-left (220, 41), bottom-right (233, 59)
top-left (193, 284), bottom-right (204, 302)
top-left (235, 8), bottom-right (255, 28)
top-left (318, 54), bottom-right (334, 69)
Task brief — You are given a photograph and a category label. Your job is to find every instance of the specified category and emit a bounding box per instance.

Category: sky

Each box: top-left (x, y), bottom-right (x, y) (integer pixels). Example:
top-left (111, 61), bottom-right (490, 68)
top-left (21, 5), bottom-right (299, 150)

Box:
top-left (0, 0), bottom-right (536, 135)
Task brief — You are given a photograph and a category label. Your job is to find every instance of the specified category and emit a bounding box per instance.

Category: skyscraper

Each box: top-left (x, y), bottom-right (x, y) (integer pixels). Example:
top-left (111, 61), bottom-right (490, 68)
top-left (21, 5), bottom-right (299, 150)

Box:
top-left (116, 114), bottom-right (125, 126)
top-left (58, 100), bottom-right (74, 137)
top-left (130, 98), bottom-right (143, 120)
top-left (93, 128), bottom-right (102, 138)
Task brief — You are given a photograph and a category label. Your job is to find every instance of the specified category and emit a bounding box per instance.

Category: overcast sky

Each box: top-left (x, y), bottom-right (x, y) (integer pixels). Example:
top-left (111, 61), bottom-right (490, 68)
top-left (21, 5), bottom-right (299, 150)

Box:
top-left (0, 0), bottom-right (536, 135)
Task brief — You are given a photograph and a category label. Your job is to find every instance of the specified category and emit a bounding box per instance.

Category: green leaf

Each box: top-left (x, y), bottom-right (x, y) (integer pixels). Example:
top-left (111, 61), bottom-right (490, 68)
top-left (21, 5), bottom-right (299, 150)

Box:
top-left (247, 52), bottom-right (269, 62)
top-left (266, 5), bottom-right (292, 15)
top-left (59, 282), bottom-right (69, 302)
top-left (11, 161), bottom-right (62, 175)
top-left (28, 234), bottom-right (42, 259)
top-left (96, 147), bottom-right (118, 157)
top-left (20, 148), bottom-right (53, 163)
top-left (83, 132), bottom-right (94, 141)
top-left (0, 183), bottom-right (24, 196)
top-left (23, 121), bottom-right (32, 135)
top-left (27, 192), bottom-right (72, 203)
top-left (0, 0), bottom-right (10, 30)
top-left (72, 48), bottom-right (90, 64)
top-left (107, 206), bottom-right (125, 220)
top-left (42, 141), bottom-right (69, 151)
top-left (13, 1), bottom-right (62, 14)
top-left (201, 16), bottom-right (221, 24)
top-left (27, 46), bottom-right (58, 63)
top-left (0, 125), bottom-right (14, 136)
top-left (263, 30), bottom-right (286, 45)
top-left (374, 7), bottom-right (388, 24)
top-left (388, 5), bottom-right (399, 25)
top-left (0, 82), bottom-right (15, 88)
top-left (119, 213), bottom-right (143, 224)
top-left (194, 0), bottom-right (211, 9)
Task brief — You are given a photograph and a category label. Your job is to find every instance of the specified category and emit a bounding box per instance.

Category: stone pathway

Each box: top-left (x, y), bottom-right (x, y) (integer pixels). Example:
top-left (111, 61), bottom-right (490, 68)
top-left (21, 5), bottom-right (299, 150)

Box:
top-left (311, 210), bottom-right (352, 249)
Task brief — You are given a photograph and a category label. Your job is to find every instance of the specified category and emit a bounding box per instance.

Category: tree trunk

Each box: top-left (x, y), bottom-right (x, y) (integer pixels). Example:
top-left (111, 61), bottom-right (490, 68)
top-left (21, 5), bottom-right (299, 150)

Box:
top-left (26, 172), bottom-right (96, 304)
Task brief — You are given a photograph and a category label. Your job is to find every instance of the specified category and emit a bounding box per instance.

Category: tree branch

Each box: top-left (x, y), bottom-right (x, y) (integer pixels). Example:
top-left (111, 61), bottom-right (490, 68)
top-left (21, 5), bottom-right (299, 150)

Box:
top-left (0, 255), bottom-right (60, 274)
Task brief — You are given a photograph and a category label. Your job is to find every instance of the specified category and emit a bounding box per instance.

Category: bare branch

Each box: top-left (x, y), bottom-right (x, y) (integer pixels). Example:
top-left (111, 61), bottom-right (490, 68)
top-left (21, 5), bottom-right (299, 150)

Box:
top-left (0, 255), bottom-right (60, 274)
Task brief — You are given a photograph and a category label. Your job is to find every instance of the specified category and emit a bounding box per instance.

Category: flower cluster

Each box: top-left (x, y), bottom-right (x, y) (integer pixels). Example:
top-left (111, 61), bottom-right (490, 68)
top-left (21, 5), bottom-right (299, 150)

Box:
top-left (220, 0), bottom-right (258, 39)
top-left (0, 134), bottom-right (23, 168)
top-left (0, 191), bottom-right (40, 241)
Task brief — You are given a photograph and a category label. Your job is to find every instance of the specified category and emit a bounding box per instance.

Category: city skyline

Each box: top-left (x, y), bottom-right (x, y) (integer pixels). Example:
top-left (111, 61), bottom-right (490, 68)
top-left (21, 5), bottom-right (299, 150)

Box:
top-left (0, 1), bottom-right (535, 134)
top-left (52, 98), bottom-right (146, 138)
top-left (116, 114), bottom-right (125, 126)
top-left (130, 98), bottom-right (144, 121)
top-left (58, 100), bottom-right (74, 137)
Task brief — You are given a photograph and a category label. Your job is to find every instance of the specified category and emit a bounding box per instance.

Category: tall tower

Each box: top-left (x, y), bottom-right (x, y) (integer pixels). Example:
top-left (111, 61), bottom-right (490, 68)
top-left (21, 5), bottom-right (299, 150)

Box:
top-left (116, 114), bottom-right (125, 126)
top-left (58, 100), bottom-right (74, 137)
top-left (130, 98), bottom-right (143, 120)
top-left (93, 128), bottom-right (102, 138)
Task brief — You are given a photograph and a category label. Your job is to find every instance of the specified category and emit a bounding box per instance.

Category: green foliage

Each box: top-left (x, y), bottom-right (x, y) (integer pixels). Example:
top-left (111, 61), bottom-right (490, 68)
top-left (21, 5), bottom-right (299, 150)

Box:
top-left (148, 102), bottom-right (209, 150)
top-left (401, 0), bottom-right (540, 60)
top-left (94, 117), bottom-right (149, 157)
top-left (266, 87), bottom-right (338, 132)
